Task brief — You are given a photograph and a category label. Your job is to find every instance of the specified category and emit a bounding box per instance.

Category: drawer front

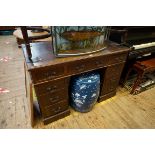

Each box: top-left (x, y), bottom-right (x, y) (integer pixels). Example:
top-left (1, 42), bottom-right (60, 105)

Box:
top-left (38, 89), bottom-right (68, 108)
top-left (90, 56), bottom-right (108, 69)
top-left (68, 56), bottom-right (108, 75)
top-left (31, 65), bottom-right (65, 83)
top-left (42, 100), bottom-right (69, 118)
top-left (68, 59), bottom-right (91, 75)
top-left (34, 78), bottom-right (69, 96)
top-left (105, 63), bottom-right (125, 78)
top-left (100, 63), bottom-right (124, 95)
top-left (108, 53), bottom-right (127, 65)
top-left (101, 77), bottom-right (119, 95)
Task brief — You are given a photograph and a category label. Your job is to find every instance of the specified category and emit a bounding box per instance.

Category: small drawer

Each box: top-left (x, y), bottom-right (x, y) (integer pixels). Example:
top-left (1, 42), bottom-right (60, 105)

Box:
top-left (68, 57), bottom-right (107, 75)
top-left (42, 100), bottom-right (69, 118)
top-left (68, 59), bottom-right (90, 74)
top-left (108, 53), bottom-right (127, 65)
top-left (90, 56), bottom-right (108, 69)
top-left (34, 78), bottom-right (69, 96)
top-left (31, 64), bottom-right (65, 83)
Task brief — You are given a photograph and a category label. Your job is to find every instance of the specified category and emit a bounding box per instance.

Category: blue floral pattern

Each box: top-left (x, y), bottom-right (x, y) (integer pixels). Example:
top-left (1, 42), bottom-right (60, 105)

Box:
top-left (70, 71), bottom-right (100, 112)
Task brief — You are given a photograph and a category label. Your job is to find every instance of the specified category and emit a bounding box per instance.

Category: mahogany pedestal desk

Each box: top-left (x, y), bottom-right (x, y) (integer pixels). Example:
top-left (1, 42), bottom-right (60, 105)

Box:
top-left (22, 41), bottom-right (130, 127)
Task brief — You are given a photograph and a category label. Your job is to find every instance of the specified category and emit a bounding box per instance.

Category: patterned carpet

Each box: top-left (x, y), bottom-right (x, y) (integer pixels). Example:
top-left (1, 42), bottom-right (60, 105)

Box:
top-left (124, 72), bottom-right (155, 95)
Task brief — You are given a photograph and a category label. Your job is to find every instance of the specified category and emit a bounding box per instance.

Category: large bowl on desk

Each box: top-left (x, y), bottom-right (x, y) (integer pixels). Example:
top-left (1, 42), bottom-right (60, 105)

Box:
top-left (51, 26), bottom-right (110, 57)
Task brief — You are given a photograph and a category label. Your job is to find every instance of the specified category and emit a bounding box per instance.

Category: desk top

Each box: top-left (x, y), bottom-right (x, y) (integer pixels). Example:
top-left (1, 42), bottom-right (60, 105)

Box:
top-left (22, 41), bottom-right (130, 71)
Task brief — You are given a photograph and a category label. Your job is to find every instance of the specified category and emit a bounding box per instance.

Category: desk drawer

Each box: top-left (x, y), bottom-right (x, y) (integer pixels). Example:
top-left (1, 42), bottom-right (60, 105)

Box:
top-left (101, 77), bottom-right (119, 95)
top-left (68, 59), bottom-right (91, 74)
top-left (31, 64), bottom-right (65, 83)
top-left (68, 57), bottom-right (107, 75)
top-left (38, 89), bottom-right (68, 108)
top-left (108, 53), bottom-right (127, 65)
top-left (42, 100), bottom-right (68, 118)
top-left (34, 78), bottom-right (69, 96)
top-left (105, 63), bottom-right (125, 78)
top-left (90, 56), bottom-right (108, 69)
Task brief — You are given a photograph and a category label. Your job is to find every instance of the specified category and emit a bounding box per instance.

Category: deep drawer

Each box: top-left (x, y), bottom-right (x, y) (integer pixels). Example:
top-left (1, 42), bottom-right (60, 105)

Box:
top-left (42, 100), bottom-right (69, 118)
top-left (31, 64), bottom-right (65, 83)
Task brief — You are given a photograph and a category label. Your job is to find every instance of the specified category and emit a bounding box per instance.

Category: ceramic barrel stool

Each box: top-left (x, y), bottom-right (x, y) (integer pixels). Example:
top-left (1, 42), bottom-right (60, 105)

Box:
top-left (70, 71), bottom-right (100, 112)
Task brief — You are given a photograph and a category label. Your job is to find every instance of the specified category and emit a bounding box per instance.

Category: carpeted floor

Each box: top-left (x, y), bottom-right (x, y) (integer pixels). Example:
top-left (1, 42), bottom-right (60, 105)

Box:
top-left (124, 72), bottom-right (155, 95)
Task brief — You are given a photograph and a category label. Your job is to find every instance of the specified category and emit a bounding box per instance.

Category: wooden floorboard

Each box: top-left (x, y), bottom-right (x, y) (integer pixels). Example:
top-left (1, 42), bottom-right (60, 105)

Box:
top-left (0, 35), bottom-right (155, 129)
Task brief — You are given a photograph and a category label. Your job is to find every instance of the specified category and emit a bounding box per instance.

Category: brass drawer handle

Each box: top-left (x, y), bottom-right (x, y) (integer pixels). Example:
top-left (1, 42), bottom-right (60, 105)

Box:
top-left (95, 61), bottom-right (102, 66)
top-left (75, 64), bottom-right (85, 71)
top-left (110, 86), bottom-right (115, 91)
top-left (45, 71), bottom-right (57, 78)
top-left (51, 71), bottom-right (56, 75)
top-left (54, 106), bottom-right (61, 113)
top-left (114, 57), bottom-right (120, 61)
top-left (115, 56), bottom-right (124, 61)
top-left (47, 85), bottom-right (57, 91)
top-left (49, 96), bottom-right (60, 102)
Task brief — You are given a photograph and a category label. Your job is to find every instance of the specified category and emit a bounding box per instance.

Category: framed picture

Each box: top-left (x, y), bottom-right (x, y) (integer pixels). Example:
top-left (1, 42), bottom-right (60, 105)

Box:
top-left (51, 26), bottom-right (109, 57)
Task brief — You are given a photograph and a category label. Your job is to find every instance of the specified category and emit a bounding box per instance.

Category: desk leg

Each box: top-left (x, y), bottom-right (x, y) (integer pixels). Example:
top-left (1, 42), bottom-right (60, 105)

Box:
top-left (130, 72), bottom-right (144, 94)
top-left (29, 83), bottom-right (34, 127)
top-left (24, 62), bottom-right (27, 97)
top-left (122, 66), bottom-right (133, 86)
top-left (16, 38), bottom-right (24, 48)
top-left (25, 64), bottom-right (34, 127)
